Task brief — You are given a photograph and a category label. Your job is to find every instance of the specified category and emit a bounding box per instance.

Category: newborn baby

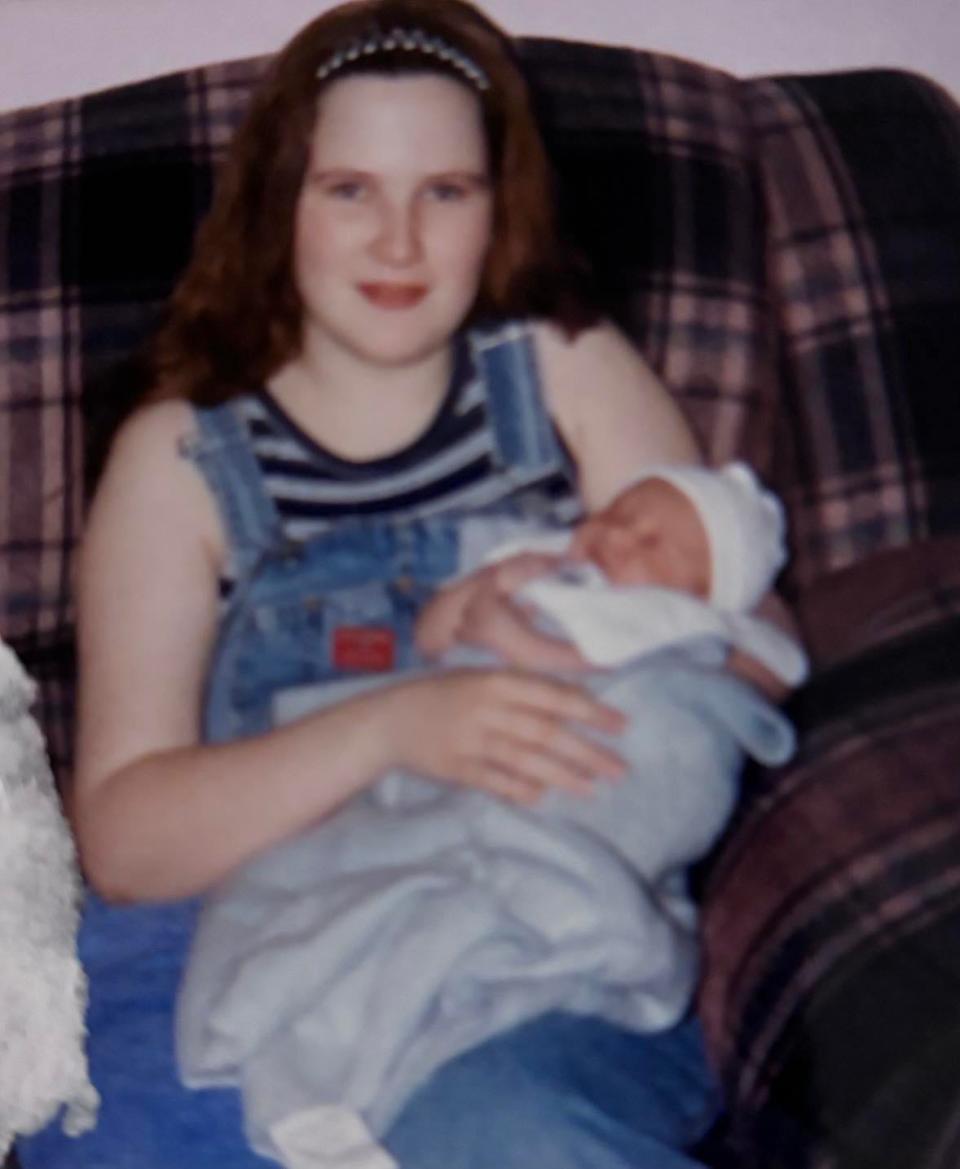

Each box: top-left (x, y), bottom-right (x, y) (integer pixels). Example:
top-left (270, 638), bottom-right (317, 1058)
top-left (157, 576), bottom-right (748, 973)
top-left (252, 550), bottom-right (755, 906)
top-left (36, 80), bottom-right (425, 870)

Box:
top-left (417, 461), bottom-right (807, 687)
top-left (177, 463), bottom-right (806, 1167)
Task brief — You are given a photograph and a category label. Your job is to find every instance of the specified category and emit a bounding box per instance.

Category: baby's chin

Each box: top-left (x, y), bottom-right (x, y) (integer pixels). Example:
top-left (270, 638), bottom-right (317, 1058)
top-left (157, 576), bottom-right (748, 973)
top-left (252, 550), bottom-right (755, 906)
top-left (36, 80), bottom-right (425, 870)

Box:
top-left (599, 560), bottom-right (657, 587)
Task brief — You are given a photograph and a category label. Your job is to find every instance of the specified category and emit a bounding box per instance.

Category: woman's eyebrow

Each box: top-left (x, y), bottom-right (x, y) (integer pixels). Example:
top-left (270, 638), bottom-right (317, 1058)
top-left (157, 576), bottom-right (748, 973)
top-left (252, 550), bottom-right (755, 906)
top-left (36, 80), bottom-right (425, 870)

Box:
top-left (307, 167), bottom-right (489, 183)
top-left (308, 166), bottom-right (371, 178)
top-left (421, 170), bottom-right (492, 191)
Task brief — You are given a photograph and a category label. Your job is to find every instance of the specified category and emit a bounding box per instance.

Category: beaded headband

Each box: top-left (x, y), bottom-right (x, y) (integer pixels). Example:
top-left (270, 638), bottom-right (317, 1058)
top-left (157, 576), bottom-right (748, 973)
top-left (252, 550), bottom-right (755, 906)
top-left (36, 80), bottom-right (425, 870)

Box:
top-left (315, 26), bottom-right (491, 92)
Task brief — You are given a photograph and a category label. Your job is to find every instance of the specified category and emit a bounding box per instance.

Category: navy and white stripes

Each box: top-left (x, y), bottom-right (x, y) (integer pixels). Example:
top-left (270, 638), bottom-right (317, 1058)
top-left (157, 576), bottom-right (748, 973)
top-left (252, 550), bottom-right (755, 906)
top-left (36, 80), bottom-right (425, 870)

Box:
top-left (231, 339), bottom-right (577, 546)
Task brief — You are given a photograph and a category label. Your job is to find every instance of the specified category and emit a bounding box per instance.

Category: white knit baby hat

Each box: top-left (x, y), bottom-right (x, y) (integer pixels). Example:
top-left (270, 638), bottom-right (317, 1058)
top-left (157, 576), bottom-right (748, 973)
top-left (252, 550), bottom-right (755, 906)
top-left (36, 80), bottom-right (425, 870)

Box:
top-left (631, 462), bottom-right (788, 611)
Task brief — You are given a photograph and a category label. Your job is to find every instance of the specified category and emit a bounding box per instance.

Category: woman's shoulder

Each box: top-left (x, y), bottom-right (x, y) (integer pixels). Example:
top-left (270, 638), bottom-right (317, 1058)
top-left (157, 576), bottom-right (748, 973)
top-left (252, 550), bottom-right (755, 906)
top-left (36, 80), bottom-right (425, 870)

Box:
top-left (529, 317), bottom-right (659, 391)
top-left (88, 396), bottom-right (225, 565)
top-left (96, 397), bottom-right (207, 508)
top-left (109, 396), bottom-right (198, 459)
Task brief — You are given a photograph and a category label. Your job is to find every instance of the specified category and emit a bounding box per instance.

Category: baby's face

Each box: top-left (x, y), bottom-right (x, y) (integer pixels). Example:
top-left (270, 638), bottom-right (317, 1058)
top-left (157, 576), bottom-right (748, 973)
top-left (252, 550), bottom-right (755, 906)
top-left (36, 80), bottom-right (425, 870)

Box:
top-left (569, 478), bottom-right (711, 596)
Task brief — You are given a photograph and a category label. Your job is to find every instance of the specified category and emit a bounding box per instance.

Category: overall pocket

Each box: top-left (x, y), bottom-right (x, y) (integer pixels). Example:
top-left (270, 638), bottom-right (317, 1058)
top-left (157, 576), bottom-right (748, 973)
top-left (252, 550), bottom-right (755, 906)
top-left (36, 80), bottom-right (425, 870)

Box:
top-left (204, 516), bottom-right (462, 740)
top-left (223, 576), bottom-right (434, 735)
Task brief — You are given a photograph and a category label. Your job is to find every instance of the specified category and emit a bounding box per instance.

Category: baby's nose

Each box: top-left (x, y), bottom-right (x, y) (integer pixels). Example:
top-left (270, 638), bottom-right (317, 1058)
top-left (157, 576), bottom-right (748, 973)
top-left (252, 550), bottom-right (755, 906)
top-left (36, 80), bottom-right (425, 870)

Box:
top-left (601, 521), bottom-right (635, 552)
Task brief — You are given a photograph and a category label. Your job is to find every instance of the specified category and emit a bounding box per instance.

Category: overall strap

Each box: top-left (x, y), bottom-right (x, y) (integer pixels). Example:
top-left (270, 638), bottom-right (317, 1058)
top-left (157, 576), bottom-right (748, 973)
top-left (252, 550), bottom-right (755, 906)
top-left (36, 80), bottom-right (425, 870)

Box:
top-left (469, 321), bottom-right (568, 485)
top-left (179, 400), bottom-right (283, 580)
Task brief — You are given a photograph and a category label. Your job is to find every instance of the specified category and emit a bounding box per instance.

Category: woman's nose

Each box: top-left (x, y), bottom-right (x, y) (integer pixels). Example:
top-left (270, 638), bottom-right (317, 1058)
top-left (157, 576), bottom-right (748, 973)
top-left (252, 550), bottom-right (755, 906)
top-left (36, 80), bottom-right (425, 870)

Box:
top-left (372, 199), bottom-right (422, 267)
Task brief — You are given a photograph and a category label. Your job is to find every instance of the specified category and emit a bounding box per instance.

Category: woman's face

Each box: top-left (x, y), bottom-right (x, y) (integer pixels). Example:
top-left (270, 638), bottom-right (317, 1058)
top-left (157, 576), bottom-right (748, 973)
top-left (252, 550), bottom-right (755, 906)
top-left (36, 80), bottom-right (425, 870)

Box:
top-left (293, 72), bottom-right (494, 369)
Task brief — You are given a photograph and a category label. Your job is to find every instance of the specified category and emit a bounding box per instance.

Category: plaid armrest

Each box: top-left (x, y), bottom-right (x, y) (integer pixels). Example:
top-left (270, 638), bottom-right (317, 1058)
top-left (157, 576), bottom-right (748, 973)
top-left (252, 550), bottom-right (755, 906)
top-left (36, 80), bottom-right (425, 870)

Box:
top-left (699, 538), bottom-right (960, 1169)
top-left (700, 70), bottom-right (960, 1168)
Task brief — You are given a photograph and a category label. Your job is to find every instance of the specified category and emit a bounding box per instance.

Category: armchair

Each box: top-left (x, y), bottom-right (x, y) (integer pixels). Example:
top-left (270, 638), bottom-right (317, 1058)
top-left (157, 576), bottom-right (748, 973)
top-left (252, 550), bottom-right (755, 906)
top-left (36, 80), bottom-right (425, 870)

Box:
top-left (2, 34), bottom-right (959, 1169)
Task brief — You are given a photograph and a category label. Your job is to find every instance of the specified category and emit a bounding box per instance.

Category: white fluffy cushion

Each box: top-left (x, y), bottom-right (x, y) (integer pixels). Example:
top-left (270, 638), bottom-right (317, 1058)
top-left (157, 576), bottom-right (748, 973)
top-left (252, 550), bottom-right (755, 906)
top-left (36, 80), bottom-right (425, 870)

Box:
top-left (0, 638), bottom-right (98, 1157)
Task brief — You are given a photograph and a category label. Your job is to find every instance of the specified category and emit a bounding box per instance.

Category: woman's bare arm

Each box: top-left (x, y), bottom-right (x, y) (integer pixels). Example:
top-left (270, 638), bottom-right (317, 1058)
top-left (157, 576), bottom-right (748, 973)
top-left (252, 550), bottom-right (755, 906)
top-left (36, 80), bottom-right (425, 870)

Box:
top-left (534, 320), bottom-right (702, 509)
top-left (415, 552), bottom-right (587, 671)
top-left (71, 401), bottom-right (405, 901)
top-left (72, 402), bottom-right (625, 902)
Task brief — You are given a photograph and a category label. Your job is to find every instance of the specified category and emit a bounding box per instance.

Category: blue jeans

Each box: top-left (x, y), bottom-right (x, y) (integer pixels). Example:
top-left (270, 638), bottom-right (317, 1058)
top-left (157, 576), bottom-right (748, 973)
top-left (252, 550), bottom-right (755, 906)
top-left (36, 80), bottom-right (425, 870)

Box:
top-left (19, 991), bottom-right (718, 1169)
top-left (384, 1011), bottom-right (720, 1169)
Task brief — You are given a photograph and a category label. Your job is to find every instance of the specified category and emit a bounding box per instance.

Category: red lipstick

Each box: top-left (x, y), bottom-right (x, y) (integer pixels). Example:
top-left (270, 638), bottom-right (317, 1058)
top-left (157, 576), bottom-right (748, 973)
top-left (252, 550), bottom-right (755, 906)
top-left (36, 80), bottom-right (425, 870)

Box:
top-left (357, 282), bottom-right (428, 309)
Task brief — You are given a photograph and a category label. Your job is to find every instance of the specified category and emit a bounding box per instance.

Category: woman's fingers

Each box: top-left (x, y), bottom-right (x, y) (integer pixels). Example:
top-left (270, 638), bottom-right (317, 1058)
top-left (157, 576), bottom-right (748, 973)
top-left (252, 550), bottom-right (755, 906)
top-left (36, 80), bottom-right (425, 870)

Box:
top-left (482, 733), bottom-right (594, 798)
top-left (467, 764), bottom-right (543, 807)
top-left (471, 672), bottom-right (626, 797)
top-left (460, 592), bottom-right (587, 671)
top-left (503, 672), bottom-right (626, 736)
top-left (391, 668), bottom-right (626, 805)
top-left (492, 702), bottom-right (624, 784)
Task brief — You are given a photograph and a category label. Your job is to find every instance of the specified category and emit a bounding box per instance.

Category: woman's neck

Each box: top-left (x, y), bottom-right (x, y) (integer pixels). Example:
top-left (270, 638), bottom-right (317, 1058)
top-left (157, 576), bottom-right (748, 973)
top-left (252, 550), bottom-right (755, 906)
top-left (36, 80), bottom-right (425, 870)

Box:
top-left (269, 333), bottom-right (455, 462)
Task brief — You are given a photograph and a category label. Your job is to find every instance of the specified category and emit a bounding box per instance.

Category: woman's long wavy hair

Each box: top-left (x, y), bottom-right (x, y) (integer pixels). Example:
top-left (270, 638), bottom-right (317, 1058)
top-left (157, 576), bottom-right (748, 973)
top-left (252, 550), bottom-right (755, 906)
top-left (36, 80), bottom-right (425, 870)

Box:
top-left (150, 0), bottom-right (593, 404)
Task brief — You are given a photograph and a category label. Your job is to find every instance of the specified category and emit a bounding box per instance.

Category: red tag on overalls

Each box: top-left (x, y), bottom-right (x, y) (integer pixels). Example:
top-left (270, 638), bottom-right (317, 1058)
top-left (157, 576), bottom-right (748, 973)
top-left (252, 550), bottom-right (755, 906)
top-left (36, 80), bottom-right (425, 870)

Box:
top-left (333, 627), bottom-right (396, 671)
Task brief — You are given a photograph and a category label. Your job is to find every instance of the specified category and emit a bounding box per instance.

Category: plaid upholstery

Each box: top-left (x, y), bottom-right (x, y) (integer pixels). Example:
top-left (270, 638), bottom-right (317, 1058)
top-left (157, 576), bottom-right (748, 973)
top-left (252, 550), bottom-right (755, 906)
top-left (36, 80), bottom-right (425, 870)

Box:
top-left (522, 41), bottom-right (777, 467)
top-left (699, 538), bottom-right (960, 1168)
top-left (2, 36), bottom-right (960, 1169)
top-left (746, 71), bottom-right (960, 592)
top-left (0, 60), bottom-right (266, 775)
top-left (693, 70), bottom-right (960, 1169)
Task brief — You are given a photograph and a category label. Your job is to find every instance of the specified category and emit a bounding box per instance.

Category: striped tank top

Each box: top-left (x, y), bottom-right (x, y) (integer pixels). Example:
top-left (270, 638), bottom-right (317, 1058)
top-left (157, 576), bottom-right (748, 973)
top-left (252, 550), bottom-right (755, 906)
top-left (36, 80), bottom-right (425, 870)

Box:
top-left (229, 328), bottom-right (581, 545)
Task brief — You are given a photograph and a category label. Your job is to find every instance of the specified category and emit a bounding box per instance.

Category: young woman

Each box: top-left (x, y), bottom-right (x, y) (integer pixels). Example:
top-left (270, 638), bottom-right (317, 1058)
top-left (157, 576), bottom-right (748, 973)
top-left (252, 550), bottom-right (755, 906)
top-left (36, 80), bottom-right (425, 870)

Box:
top-left (21, 2), bottom-right (731, 1166)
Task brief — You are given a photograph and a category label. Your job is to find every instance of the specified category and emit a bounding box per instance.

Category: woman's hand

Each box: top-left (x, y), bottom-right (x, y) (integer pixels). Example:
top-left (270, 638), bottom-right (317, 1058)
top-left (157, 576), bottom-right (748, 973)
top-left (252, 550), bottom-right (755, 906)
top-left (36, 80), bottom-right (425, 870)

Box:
top-left (726, 590), bottom-right (805, 702)
top-left (383, 667), bottom-right (625, 806)
top-left (416, 553), bottom-right (588, 671)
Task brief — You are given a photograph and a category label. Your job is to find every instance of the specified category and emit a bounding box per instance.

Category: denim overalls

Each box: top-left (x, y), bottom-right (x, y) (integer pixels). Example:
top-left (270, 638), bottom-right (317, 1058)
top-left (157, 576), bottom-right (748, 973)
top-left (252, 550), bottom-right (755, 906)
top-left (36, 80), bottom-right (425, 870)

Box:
top-left (188, 322), bottom-right (574, 745)
top-left (18, 322), bottom-right (719, 1169)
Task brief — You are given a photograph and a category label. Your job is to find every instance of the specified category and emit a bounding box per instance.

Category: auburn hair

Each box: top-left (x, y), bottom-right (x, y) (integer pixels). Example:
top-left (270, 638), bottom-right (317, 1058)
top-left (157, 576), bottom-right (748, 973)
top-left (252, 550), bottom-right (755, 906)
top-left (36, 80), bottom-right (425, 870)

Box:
top-left (150, 0), bottom-right (594, 404)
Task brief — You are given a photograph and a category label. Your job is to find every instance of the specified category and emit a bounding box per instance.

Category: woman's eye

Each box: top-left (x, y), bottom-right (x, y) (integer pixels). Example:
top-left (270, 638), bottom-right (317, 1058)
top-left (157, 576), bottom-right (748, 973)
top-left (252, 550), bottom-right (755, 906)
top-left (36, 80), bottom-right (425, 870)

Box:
top-left (427, 181), bottom-right (468, 202)
top-left (325, 180), bottom-right (367, 201)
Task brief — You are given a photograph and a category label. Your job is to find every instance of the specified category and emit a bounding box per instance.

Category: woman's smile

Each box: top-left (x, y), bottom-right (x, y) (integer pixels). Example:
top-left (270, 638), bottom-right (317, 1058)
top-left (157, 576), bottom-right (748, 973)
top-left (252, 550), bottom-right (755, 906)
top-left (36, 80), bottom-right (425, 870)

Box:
top-left (357, 281), bottom-right (430, 309)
